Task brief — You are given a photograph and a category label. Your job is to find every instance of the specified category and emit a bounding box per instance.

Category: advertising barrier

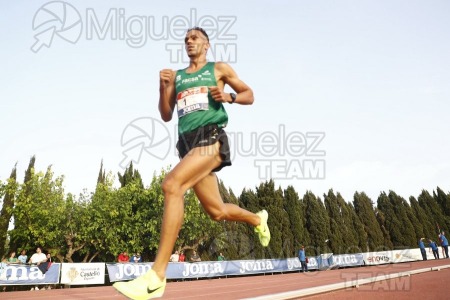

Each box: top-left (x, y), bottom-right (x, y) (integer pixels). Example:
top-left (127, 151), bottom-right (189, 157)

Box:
top-left (0, 249), bottom-right (425, 286)
top-left (0, 263), bottom-right (60, 285)
top-left (60, 263), bottom-right (105, 285)
top-left (107, 258), bottom-right (321, 282)
top-left (332, 253), bottom-right (364, 268)
top-left (363, 248), bottom-right (429, 265)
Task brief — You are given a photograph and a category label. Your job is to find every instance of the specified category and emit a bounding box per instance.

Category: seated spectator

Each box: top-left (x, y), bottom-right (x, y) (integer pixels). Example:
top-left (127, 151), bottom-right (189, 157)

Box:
top-left (190, 250), bottom-right (201, 262)
top-left (42, 254), bottom-right (54, 290)
top-left (170, 251), bottom-right (180, 262)
top-left (4, 251), bottom-right (19, 264)
top-left (28, 247), bottom-right (49, 291)
top-left (178, 251), bottom-right (185, 262)
top-left (130, 253), bottom-right (143, 263)
top-left (28, 246), bottom-right (47, 265)
top-left (18, 249), bottom-right (27, 264)
top-left (118, 251), bottom-right (130, 263)
top-left (217, 252), bottom-right (225, 261)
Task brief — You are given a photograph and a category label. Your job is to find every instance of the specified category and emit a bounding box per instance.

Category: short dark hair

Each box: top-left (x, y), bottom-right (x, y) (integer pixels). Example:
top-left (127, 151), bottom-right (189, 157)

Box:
top-left (187, 27), bottom-right (209, 41)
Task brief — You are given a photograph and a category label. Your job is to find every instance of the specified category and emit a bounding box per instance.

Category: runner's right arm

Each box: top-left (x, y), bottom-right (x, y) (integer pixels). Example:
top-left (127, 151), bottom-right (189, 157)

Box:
top-left (159, 69), bottom-right (177, 122)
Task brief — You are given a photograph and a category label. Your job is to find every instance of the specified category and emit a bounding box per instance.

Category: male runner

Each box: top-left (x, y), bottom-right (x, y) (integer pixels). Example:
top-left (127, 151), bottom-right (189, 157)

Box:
top-left (113, 27), bottom-right (270, 300)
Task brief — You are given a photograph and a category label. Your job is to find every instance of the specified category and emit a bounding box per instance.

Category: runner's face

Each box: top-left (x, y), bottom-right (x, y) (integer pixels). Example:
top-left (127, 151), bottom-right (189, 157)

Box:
top-left (184, 30), bottom-right (209, 57)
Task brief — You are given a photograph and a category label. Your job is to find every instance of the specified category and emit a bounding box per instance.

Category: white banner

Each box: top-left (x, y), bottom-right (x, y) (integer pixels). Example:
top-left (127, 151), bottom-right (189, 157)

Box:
top-left (363, 251), bottom-right (392, 265)
top-left (60, 263), bottom-right (105, 285)
top-left (391, 249), bottom-right (424, 263)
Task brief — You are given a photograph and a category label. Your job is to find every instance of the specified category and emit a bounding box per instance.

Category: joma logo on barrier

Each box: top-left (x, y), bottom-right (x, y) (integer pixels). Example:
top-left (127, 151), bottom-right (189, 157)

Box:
top-left (334, 255), bottom-right (358, 265)
top-left (239, 260), bottom-right (274, 274)
top-left (0, 265), bottom-right (45, 281)
top-left (182, 262), bottom-right (224, 277)
top-left (115, 264), bottom-right (151, 279)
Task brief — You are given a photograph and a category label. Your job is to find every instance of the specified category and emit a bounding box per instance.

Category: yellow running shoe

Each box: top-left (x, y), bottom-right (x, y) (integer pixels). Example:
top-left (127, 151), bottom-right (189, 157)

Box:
top-left (113, 269), bottom-right (166, 300)
top-left (255, 210), bottom-right (270, 247)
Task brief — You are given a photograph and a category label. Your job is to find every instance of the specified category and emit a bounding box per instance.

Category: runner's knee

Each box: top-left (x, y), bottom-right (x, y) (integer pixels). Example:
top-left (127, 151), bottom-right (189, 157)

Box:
top-left (208, 207), bottom-right (227, 222)
top-left (162, 175), bottom-right (183, 198)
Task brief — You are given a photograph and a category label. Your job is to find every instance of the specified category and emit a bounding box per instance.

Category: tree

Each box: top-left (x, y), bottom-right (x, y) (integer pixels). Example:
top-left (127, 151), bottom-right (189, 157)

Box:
top-left (324, 190), bottom-right (362, 254)
top-left (410, 196), bottom-right (435, 239)
top-left (0, 164), bottom-right (17, 259)
top-left (353, 192), bottom-right (384, 251)
top-left (303, 191), bottom-right (330, 255)
top-left (377, 191), bottom-right (416, 248)
top-left (118, 162), bottom-right (143, 188)
top-left (284, 186), bottom-right (309, 255)
top-left (255, 180), bottom-right (293, 258)
top-left (418, 190), bottom-right (447, 236)
top-left (347, 202), bottom-right (368, 253)
top-left (97, 160), bottom-right (106, 185)
top-left (433, 187), bottom-right (450, 229)
top-left (9, 166), bottom-right (67, 259)
top-left (374, 209), bottom-right (393, 250)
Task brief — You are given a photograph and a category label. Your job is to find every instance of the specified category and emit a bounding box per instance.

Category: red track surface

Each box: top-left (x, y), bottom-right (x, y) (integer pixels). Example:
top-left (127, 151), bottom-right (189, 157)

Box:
top-left (2, 259), bottom-right (449, 299)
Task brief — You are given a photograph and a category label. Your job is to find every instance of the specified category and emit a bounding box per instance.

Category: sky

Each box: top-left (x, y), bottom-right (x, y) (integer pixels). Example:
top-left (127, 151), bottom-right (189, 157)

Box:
top-left (1, 0), bottom-right (449, 203)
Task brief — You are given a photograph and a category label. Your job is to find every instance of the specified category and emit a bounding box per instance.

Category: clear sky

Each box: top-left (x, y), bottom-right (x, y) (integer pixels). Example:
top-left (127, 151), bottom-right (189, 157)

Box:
top-left (1, 0), bottom-right (449, 202)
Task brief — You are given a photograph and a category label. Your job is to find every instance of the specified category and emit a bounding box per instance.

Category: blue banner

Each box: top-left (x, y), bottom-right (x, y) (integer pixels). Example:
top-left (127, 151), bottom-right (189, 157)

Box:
top-left (332, 253), bottom-right (364, 267)
top-left (0, 263), bottom-right (61, 285)
top-left (107, 258), bottom-right (321, 282)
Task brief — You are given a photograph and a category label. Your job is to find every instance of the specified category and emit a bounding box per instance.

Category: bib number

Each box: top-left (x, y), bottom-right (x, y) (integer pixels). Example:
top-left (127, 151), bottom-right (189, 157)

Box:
top-left (177, 86), bottom-right (209, 118)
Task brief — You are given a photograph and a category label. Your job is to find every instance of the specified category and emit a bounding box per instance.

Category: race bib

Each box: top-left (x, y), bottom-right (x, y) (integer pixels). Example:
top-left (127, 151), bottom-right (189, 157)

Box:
top-left (177, 86), bottom-right (209, 118)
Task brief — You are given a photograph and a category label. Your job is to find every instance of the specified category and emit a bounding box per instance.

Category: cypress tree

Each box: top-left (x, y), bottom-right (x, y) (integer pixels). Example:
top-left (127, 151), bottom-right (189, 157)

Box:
top-left (303, 191), bottom-right (331, 255)
top-left (347, 202), bottom-right (368, 253)
top-left (374, 209), bottom-right (394, 250)
top-left (255, 180), bottom-right (292, 258)
top-left (353, 192), bottom-right (384, 251)
top-left (10, 156), bottom-right (36, 251)
top-left (118, 162), bottom-right (143, 188)
top-left (284, 186), bottom-right (309, 256)
top-left (410, 196), bottom-right (435, 239)
top-left (0, 164), bottom-right (17, 259)
top-left (324, 190), bottom-right (345, 254)
top-left (377, 192), bottom-right (406, 248)
top-left (433, 187), bottom-right (450, 229)
top-left (238, 189), bottom-right (261, 258)
top-left (96, 160), bottom-right (106, 185)
top-left (418, 190), bottom-right (447, 236)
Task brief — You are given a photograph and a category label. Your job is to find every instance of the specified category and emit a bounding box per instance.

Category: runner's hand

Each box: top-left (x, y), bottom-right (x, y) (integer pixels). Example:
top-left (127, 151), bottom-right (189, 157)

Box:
top-left (160, 69), bottom-right (174, 89)
top-left (209, 86), bottom-right (231, 103)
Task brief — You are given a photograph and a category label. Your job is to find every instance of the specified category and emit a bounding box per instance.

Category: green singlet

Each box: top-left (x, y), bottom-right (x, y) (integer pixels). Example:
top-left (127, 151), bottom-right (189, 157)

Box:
top-left (175, 62), bottom-right (228, 134)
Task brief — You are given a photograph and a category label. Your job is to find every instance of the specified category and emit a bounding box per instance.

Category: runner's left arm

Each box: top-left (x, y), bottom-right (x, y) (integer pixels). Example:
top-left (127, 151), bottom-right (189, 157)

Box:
top-left (210, 62), bottom-right (254, 105)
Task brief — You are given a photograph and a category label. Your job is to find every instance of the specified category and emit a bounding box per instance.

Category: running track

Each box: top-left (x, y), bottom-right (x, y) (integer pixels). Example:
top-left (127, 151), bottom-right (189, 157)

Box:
top-left (3, 259), bottom-right (449, 299)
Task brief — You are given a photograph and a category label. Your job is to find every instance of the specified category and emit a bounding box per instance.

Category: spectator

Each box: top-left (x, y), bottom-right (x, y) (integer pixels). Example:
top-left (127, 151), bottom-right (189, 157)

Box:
top-left (118, 252), bottom-right (130, 263)
top-left (298, 245), bottom-right (308, 273)
top-left (130, 253), bottom-right (143, 263)
top-left (419, 238), bottom-right (427, 260)
top-left (178, 251), bottom-right (186, 262)
top-left (28, 247), bottom-right (48, 291)
top-left (429, 239), bottom-right (440, 260)
top-left (170, 251), bottom-right (180, 262)
top-left (190, 250), bottom-right (201, 262)
top-left (28, 246), bottom-right (47, 265)
top-left (5, 251), bottom-right (18, 264)
top-left (18, 249), bottom-right (27, 264)
top-left (42, 253), bottom-right (54, 290)
top-left (217, 252), bottom-right (225, 261)
top-left (439, 232), bottom-right (449, 258)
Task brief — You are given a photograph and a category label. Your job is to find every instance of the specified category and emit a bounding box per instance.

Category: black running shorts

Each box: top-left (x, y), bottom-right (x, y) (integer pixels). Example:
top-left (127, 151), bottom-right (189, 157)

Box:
top-left (176, 124), bottom-right (232, 172)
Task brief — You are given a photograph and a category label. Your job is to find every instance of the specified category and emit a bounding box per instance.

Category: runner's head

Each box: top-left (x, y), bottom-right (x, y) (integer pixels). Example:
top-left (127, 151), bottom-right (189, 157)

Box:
top-left (187, 27), bottom-right (209, 41)
top-left (185, 27), bottom-right (210, 58)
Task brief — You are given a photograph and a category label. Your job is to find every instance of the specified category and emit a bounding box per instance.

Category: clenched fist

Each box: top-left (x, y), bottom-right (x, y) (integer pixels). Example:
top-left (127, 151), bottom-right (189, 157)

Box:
top-left (160, 69), bottom-right (175, 89)
top-left (209, 86), bottom-right (231, 103)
